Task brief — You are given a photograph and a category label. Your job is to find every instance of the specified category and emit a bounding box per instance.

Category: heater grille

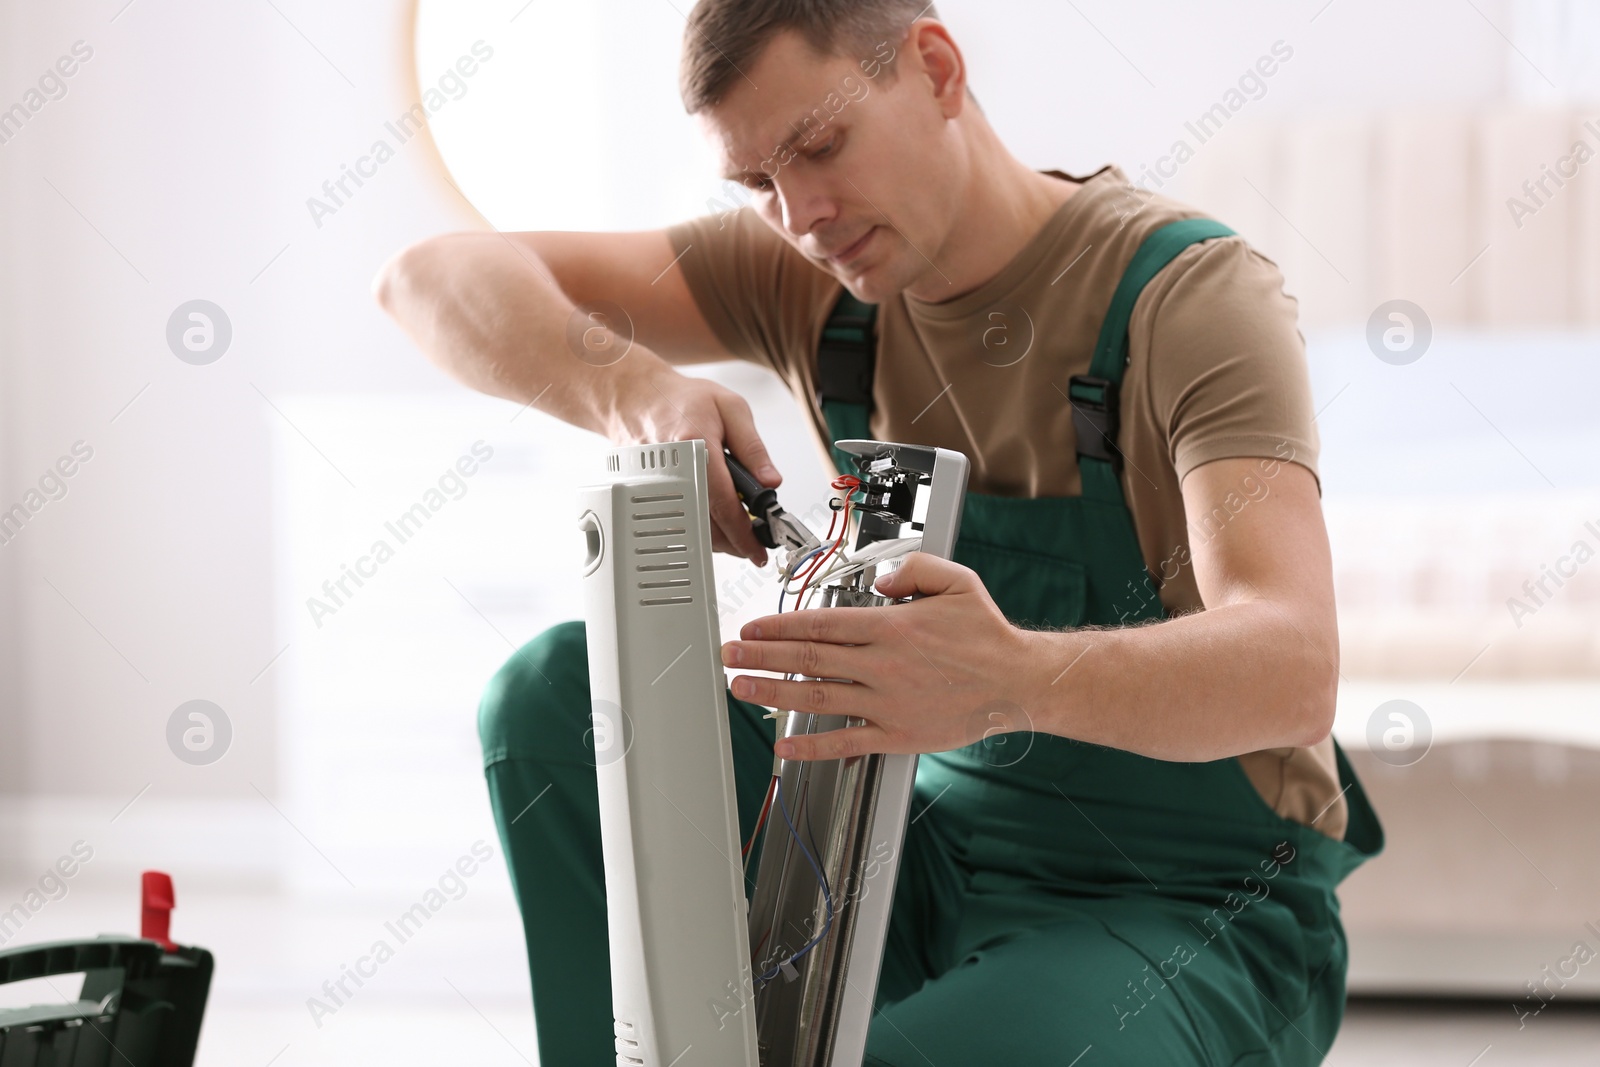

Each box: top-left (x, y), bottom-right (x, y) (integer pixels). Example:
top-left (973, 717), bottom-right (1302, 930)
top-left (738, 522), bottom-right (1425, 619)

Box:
top-left (634, 446), bottom-right (680, 470)
top-left (629, 492), bottom-right (694, 606)
top-left (613, 1015), bottom-right (645, 1066)
top-left (609, 446), bottom-right (683, 473)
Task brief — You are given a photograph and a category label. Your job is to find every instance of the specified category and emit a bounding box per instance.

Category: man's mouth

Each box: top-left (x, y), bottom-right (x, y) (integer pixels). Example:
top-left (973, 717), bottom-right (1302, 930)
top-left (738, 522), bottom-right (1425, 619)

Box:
top-left (824, 227), bottom-right (877, 266)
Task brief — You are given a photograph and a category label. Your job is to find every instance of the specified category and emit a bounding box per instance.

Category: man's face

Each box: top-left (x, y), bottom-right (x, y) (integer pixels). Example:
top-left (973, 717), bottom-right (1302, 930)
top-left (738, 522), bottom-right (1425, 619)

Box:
top-left (698, 29), bottom-right (963, 303)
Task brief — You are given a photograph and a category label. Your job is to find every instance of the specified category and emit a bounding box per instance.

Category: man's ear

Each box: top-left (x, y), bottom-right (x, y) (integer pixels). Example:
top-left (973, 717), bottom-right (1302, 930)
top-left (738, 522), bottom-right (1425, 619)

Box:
top-left (908, 20), bottom-right (967, 119)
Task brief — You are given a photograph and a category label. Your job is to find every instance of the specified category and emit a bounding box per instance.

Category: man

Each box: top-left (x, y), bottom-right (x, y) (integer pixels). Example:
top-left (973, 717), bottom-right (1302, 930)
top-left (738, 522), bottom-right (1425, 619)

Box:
top-left (375, 2), bottom-right (1383, 1063)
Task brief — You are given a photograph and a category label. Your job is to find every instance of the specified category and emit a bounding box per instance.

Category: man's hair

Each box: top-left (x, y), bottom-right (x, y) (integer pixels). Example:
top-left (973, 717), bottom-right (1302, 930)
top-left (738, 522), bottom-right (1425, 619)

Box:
top-left (680, 0), bottom-right (936, 114)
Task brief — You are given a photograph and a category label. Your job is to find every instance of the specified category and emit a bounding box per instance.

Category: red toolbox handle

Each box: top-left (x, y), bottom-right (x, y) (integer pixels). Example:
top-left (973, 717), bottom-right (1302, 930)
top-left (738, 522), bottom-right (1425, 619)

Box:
top-left (141, 870), bottom-right (178, 951)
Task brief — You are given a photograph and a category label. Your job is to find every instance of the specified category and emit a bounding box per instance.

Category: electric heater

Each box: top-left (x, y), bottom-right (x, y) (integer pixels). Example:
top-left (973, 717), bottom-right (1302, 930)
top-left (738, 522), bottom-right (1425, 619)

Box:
top-left (579, 440), bottom-right (759, 1067)
top-left (582, 438), bottom-right (969, 1067)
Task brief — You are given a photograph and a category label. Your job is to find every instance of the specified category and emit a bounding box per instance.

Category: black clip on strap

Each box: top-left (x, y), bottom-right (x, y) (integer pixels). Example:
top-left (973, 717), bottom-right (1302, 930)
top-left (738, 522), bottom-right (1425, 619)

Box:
top-left (816, 294), bottom-right (877, 407)
top-left (1067, 374), bottom-right (1122, 471)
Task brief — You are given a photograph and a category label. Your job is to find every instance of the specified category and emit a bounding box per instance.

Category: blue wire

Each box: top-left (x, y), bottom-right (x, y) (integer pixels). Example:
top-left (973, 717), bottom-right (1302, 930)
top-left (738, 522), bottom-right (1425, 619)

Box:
top-left (754, 776), bottom-right (835, 985)
top-left (777, 546), bottom-right (826, 613)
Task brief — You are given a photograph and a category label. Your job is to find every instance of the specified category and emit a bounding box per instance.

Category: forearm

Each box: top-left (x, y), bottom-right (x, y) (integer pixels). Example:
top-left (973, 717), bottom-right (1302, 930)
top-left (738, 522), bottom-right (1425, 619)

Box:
top-left (1021, 596), bottom-right (1338, 762)
top-left (373, 233), bottom-right (668, 437)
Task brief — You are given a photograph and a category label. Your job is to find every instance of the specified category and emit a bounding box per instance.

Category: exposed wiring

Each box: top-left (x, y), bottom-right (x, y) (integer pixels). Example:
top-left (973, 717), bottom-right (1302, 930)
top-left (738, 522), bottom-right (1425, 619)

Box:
top-left (793, 475), bottom-right (860, 605)
top-left (782, 501), bottom-right (842, 585)
top-left (753, 775), bottom-right (834, 986)
top-left (805, 537), bottom-right (919, 592)
top-left (797, 527), bottom-right (845, 604)
top-left (749, 473), bottom-right (858, 980)
top-left (777, 546), bottom-right (826, 613)
top-left (742, 774), bottom-right (778, 869)
top-left (796, 775), bottom-right (828, 885)
top-left (776, 475), bottom-right (861, 611)
top-left (788, 525), bottom-right (840, 590)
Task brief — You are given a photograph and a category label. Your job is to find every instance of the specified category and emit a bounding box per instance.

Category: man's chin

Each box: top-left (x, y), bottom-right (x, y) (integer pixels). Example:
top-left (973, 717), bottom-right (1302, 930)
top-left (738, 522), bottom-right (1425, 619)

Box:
top-left (831, 260), bottom-right (902, 305)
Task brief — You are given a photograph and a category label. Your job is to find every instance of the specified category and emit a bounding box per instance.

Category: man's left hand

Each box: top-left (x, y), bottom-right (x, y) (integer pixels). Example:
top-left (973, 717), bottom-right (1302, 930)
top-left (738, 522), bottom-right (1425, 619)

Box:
top-left (721, 553), bottom-right (1039, 760)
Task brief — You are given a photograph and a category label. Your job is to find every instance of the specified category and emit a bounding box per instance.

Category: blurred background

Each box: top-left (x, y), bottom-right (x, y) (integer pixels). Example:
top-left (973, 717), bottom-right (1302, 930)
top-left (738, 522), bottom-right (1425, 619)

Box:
top-left (1, 0), bottom-right (1597, 1062)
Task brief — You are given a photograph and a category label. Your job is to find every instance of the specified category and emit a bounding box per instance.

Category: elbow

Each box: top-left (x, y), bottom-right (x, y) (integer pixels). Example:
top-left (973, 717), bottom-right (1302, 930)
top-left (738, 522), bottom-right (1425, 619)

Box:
top-left (1295, 690), bottom-right (1336, 749)
top-left (371, 252), bottom-right (400, 313)
top-left (371, 245), bottom-right (413, 316)
top-left (372, 236), bottom-right (450, 316)
top-left (1290, 643), bottom-right (1339, 749)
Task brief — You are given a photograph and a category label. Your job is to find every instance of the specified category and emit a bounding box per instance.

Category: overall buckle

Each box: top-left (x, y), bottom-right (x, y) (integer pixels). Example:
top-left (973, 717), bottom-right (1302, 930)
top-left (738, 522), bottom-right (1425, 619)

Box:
top-left (1067, 374), bottom-right (1122, 469)
top-left (817, 329), bottom-right (875, 406)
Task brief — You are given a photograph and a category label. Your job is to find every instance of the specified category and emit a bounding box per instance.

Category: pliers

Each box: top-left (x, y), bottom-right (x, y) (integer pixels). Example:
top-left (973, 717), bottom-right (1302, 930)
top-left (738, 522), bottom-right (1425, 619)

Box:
top-left (723, 449), bottom-right (822, 560)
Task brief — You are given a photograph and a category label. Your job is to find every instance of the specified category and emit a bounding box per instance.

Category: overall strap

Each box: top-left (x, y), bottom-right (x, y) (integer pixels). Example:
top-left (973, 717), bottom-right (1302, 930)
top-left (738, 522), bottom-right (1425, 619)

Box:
top-left (1070, 217), bottom-right (1236, 505)
top-left (814, 218), bottom-right (1236, 491)
top-left (817, 288), bottom-right (877, 475)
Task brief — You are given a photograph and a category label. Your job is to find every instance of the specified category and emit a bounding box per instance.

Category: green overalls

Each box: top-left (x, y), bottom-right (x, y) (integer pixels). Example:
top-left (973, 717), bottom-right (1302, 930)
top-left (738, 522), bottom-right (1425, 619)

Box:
top-left (477, 219), bottom-right (1383, 1066)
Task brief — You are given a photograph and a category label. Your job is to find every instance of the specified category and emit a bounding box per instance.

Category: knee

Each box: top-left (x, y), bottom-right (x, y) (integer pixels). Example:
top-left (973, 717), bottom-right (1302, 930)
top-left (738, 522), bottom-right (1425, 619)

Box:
top-left (478, 620), bottom-right (595, 767)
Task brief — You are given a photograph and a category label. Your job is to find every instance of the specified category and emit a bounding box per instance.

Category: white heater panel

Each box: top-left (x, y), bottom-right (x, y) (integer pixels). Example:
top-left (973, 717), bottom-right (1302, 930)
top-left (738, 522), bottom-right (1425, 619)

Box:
top-left (580, 440), bottom-right (759, 1067)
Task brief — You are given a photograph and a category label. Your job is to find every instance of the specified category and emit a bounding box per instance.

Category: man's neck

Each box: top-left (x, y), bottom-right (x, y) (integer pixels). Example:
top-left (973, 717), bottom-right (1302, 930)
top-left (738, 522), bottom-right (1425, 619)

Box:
top-left (905, 125), bottom-right (1079, 304)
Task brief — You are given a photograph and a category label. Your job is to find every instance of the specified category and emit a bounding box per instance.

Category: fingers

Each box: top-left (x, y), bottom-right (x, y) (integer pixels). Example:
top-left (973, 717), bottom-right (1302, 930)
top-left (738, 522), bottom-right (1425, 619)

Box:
top-left (872, 552), bottom-right (976, 599)
top-left (721, 637), bottom-right (858, 678)
top-left (774, 722), bottom-right (890, 762)
top-left (705, 431), bottom-right (768, 567)
top-left (740, 607), bottom-right (882, 644)
top-left (716, 391), bottom-right (781, 488)
top-left (627, 374), bottom-right (773, 566)
top-left (727, 673), bottom-right (873, 718)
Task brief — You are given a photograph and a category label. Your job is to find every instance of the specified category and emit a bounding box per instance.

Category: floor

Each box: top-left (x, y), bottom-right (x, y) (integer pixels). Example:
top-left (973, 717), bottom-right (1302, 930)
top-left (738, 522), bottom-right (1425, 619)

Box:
top-left (2, 888), bottom-right (1597, 1066)
top-left (0, 887), bottom-right (540, 1066)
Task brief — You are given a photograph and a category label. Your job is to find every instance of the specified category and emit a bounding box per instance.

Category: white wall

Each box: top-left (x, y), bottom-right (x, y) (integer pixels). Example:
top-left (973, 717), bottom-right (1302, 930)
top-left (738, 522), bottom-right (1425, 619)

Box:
top-left (0, 0), bottom-right (473, 882)
top-left (0, 0), bottom-right (1569, 889)
top-left (422, 0), bottom-right (1518, 234)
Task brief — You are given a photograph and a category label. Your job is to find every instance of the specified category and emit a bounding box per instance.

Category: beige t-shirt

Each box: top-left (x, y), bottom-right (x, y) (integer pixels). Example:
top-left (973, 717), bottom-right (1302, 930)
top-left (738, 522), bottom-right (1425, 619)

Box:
top-left (666, 164), bottom-right (1345, 840)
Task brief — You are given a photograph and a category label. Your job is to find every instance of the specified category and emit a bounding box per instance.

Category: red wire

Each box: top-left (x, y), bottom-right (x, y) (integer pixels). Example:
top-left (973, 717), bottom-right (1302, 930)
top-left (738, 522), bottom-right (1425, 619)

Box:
top-left (742, 775), bottom-right (778, 858)
top-left (791, 540), bottom-right (832, 587)
top-left (793, 482), bottom-right (858, 596)
top-left (798, 496), bottom-right (852, 603)
top-left (784, 476), bottom-right (860, 594)
top-left (819, 505), bottom-right (841, 543)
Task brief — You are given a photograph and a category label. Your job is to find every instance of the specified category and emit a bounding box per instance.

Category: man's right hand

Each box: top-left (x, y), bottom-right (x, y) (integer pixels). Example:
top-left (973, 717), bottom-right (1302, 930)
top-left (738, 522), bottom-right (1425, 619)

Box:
top-left (373, 227), bottom-right (783, 565)
top-left (608, 361), bottom-right (783, 568)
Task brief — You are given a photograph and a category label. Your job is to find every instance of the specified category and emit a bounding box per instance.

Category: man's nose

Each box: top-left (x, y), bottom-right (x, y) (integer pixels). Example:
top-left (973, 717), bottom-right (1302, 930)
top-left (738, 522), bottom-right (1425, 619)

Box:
top-left (776, 177), bottom-right (834, 240)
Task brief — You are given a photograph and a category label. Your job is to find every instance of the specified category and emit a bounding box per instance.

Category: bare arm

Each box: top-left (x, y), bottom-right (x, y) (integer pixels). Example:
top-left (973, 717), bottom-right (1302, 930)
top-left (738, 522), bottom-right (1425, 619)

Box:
top-left (373, 229), bottom-right (780, 564)
top-left (1022, 455), bottom-right (1339, 759)
top-left (720, 455), bottom-right (1339, 762)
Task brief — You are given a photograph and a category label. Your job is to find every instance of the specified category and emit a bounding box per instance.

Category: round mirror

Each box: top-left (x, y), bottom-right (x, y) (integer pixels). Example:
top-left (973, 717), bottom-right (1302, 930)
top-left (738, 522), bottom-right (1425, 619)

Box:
top-left (413, 0), bottom-right (724, 231)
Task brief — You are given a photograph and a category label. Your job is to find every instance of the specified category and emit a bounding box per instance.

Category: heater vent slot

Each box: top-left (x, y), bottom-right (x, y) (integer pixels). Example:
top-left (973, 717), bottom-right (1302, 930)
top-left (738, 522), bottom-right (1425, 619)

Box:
top-left (630, 493), bottom-right (684, 504)
top-left (634, 545), bottom-right (687, 556)
top-left (632, 527), bottom-right (687, 538)
top-left (613, 1015), bottom-right (643, 1063)
top-left (606, 454), bottom-right (621, 472)
top-left (640, 595), bottom-right (694, 607)
top-left (635, 446), bottom-right (681, 471)
top-left (636, 561), bottom-right (689, 572)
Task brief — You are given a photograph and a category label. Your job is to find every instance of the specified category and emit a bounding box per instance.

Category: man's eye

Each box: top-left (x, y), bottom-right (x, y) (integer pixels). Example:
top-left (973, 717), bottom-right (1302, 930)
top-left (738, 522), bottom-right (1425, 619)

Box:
top-left (812, 136), bottom-right (839, 159)
top-left (744, 176), bottom-right (772, 192)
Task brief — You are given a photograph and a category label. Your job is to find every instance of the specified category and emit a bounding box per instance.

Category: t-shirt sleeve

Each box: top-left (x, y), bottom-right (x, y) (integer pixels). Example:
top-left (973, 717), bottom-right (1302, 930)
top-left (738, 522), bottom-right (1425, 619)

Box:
top-left (664, 206), bottom-right (837, 384)
top-left (1141, 237), bottom-right (1321, 490)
